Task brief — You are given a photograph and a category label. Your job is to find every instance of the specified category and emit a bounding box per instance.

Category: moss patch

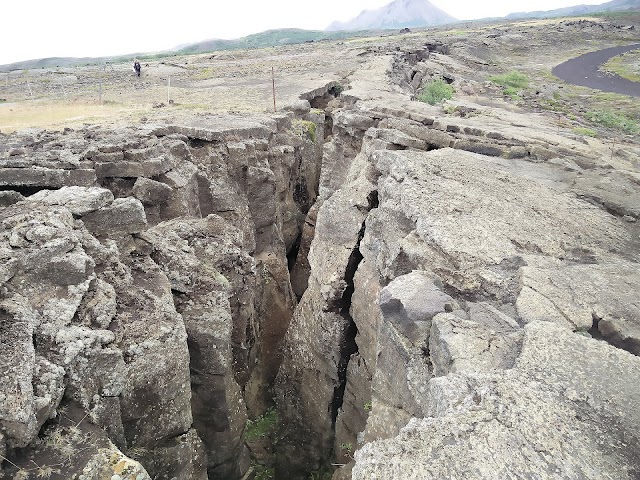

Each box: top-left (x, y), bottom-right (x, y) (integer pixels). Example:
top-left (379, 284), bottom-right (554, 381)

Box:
top-left (293, 120), bottom-right (317, 143)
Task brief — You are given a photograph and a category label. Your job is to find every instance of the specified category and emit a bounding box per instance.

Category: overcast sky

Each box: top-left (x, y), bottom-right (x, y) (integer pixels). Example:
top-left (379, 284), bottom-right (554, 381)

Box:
top-left (0, 0), bottom-right (609, 65)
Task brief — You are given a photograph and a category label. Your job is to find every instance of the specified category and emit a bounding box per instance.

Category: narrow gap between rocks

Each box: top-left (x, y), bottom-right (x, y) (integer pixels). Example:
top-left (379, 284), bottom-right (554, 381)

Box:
top-left (331, 190), bottom-right (379, 429)
top-left (589, 313), bottom-right (640, 356)
top-left (0, 185), bottom-right (56, 196)
top-left (286, 235), bottom-right (301, 271)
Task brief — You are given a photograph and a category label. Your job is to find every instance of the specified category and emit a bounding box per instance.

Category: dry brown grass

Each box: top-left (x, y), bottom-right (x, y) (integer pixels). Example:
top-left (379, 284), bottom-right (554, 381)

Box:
top-left (0, 100), bottom-right (140, 133)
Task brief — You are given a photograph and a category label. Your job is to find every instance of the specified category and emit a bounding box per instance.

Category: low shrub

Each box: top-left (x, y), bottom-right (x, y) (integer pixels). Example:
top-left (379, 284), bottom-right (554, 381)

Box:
top-left (419, 79), bottom-right (454, 105)
top-left (586, 110), bottom-right (639, 134)
top-left (245, 408), bottom-right (278, 441)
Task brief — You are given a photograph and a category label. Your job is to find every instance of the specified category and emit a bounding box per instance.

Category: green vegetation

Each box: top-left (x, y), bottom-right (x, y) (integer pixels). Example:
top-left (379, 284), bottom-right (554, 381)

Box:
top-left (178, 28), bottom-right (380, 55)
top-left (254, 463), bottom-right (275, 480)
top-left (490, 71), bottom-right (529, 98)
top-left (309, 468), bottom-right (334, 480)
top-left (573, 127), bottom-right (597, 137)
top-left (245, 408), bottom-right (278, 441)
top-left (602, 49), bottom-right (640, 82)
top-left (340, 443), bottom-right (353, 454)
top-left (293, 119), bottom-right (317, 143)
top-left (586, 110), bottom-right (639, 134)
top-left (418, 79), bottom-right (455, 105)
top-left (330, 84), bottom-right (344, 96)
top-left (363, 401), bottom-right (372, 411)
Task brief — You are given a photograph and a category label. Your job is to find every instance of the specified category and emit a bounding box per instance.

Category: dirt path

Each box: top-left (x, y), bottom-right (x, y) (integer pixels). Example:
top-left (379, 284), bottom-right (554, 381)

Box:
top-left (552, 44), bottom-right (640, 97)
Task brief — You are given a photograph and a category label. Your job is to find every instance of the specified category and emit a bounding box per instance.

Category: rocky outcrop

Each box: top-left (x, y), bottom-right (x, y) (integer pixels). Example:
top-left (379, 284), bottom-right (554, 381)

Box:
top-left (353, 321), bottom-right (640, 479)
top-left (0, 110), bottom-right (325, 478)
top-left (2, 24), bottom-right (640, 480)
top-left (275, 90), bottom-right (640, 479)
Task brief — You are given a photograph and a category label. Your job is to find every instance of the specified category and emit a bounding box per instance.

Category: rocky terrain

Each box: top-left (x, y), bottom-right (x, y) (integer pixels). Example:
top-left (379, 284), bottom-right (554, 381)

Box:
top-left (1, 14), bottom-right (640, 480)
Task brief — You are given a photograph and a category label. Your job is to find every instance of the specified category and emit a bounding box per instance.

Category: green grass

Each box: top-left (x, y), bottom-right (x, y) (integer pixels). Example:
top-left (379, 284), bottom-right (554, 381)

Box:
top-left (245, 408), bottom-right (278, 441)
top-left (490, 71), bottom-right (529, 98)
top-left (503, 86), bottom-right (520, 98)
top-left (418, 79), bottom-right (454, 105)
top-left (586, 110), bottom-right (639, 134)
top-left (602, 50), bottom-right (640, 82)
top-left (573, 127), bottom-right (597, 137)
top-left (254, 463), bottom-right (275, 480)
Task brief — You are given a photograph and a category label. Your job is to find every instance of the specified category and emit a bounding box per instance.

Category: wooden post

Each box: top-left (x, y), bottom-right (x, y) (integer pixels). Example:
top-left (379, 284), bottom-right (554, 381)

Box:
top-left (610, 136), bottom-right (616, 162)
top-left (27, 79), bottom-right (33, 98)
top-left (272, 67), bottom-right (276, 112)
top-left (167, 76), bottom-right (170, 104)
top-left (99, 78), bottom-right (103, 104)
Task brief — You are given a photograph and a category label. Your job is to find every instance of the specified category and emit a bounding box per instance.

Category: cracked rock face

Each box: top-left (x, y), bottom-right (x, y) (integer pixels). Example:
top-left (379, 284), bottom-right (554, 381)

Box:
top-left (0, 110), bottom-right (325, 478)
top-left (275, 94), bottom-right (640, 479)
top-left (2, 29), bottom-right (640, 480)
top-left (353, 322), bottom-right (640, 479)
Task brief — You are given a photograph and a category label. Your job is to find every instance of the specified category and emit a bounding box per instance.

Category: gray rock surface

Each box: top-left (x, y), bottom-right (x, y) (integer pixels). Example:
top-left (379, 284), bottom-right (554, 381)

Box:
top-left (353, 322), bottom-right (640, 480)
top-left (278, 95), bottom-right (640, 480)
top-left (0, 110), bottom-right (324, 478)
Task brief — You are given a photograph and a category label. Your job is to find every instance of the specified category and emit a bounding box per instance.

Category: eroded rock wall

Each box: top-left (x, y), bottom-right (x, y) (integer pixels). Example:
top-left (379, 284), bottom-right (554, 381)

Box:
top-left (0, 108), bottom-right (325, 478)
top-left (274, 91), bottom-right (640, 479)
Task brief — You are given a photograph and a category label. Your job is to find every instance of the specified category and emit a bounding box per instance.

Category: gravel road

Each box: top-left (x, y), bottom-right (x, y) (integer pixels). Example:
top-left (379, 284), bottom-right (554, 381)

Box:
top-left (552, 43), bottom-right (640, 97)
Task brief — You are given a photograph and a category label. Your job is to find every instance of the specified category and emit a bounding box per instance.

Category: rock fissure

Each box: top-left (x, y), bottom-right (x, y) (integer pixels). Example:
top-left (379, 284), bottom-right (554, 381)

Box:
top-left (3, 18), bottom-right (640, 480)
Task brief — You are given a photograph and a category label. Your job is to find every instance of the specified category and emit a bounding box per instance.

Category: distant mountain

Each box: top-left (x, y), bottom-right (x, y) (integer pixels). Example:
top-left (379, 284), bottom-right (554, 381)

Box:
top-left (0, 29), bottom-right (380, 71)
top-left (326, 0), bottom-right (457, 31)
top-left (507, 0), bottom-right (640, 19)
top-left (177, 29), bottom-right (377, 55)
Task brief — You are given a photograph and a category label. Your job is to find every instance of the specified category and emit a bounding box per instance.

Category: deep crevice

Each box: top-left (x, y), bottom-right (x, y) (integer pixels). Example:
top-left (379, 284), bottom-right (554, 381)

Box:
top-left (287, 233), bottom-right (302, 271)
top-left (330, 190), bottom-right (379, 430)
top-left (588, 313), bottom-right (604, 340)
top-left (0, 185), bottom-right (56, 196)
top-left (589, 313), bottom-right (640, 356)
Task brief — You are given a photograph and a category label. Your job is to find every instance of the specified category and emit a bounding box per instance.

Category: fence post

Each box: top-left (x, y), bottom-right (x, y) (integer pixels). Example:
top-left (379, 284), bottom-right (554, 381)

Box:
top-left (272, 67), bottom-right (276, 112)
top-left (167, 76), bottom-right (171, 104)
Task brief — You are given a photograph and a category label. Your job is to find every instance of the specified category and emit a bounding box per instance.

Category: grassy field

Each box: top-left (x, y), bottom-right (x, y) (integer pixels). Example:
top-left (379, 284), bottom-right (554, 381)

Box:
top-left (602, 49), bottom-right (640, 82)
top-left (0, 100), bottom-right (139, 133)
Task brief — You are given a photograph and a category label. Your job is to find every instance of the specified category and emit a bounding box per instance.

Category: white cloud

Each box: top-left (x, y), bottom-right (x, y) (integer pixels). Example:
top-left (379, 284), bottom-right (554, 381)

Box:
top-left (0, 0), bottom-right (611, 65)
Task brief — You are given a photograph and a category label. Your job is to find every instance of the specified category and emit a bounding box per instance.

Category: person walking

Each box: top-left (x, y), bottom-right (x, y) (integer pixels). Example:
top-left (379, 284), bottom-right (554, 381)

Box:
top-left (133, 59), bottom-right (141, 77)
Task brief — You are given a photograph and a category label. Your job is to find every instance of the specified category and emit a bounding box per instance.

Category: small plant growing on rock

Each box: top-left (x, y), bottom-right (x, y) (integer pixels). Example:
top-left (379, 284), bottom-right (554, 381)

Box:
top-left (418, 79), bottom-right (454, 105)
top-left (363, 401), bottom-right (372, 411)
top-left (292, 120), bottom-right (317, 143)
top-left (339, 443), bottom-right (353, 454)
top-left (245, 408), bottom-right (278, 441)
